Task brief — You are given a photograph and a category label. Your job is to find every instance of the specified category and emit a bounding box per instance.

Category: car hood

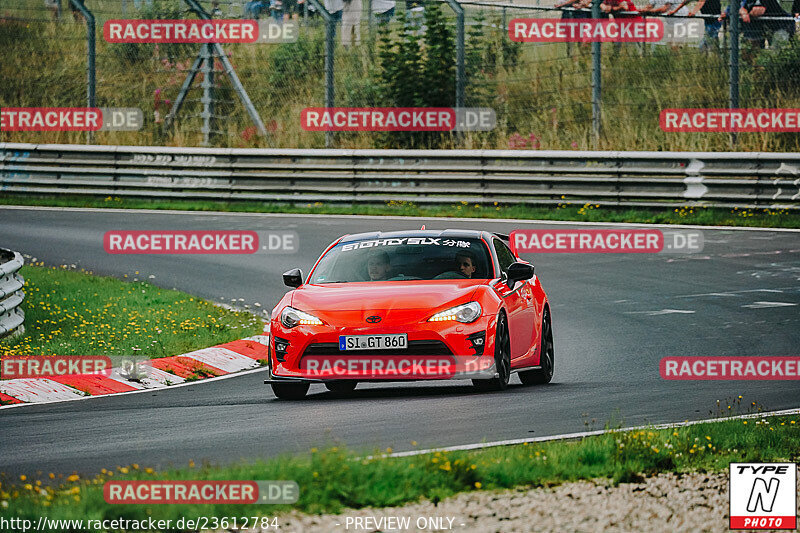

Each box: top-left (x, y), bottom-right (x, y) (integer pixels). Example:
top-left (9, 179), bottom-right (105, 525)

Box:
top-left (289, 280), bottom-right (485, 325)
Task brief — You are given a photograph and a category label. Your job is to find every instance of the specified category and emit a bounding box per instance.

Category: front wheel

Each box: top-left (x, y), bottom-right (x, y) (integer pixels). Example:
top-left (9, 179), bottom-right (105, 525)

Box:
top-left (519, 308), bottom-right (554, 385)
top-left (271, 382), bottom-right (309, 400)
top-left (473, 313), bottom-right (511, 392)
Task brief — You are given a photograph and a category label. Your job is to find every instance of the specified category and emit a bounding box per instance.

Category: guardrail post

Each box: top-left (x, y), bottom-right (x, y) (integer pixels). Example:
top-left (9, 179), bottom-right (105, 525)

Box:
top-left (591, 0), bottom-right (601, 147)
top-left (728, 0), bottom-right (739, 147)
top-left (70, 0), bottom-right (95, 144)
top-left (445, 0), bottom-right (466, 109)
top-left (306, 0), bottom-right (335, 148)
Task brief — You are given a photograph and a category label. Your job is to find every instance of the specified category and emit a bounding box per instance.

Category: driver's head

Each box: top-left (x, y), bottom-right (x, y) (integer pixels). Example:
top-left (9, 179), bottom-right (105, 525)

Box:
top-left (455, 251), bottom-right (477, 278)
top-left (367, 251), bottom-right (391, 281)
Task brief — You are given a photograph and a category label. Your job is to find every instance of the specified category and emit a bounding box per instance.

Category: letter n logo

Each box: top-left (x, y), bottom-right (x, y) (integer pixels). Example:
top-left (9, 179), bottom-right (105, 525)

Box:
top-left (747, 478), bottom-right (780, 513)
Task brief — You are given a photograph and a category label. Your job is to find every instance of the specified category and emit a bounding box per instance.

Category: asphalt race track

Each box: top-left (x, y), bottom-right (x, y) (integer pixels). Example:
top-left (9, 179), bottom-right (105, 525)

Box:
top-left (1, 206), bottom-right (799, 477)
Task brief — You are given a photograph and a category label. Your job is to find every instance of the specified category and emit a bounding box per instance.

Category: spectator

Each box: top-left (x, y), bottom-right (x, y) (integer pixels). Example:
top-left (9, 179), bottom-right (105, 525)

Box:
top-left (667, 0), bottom-right (723, 49)
top-left (555, 0), bottom-right (590, 51)
top-left (270, 0), bottom-right (284, 22)
top-left (341, 0), bottom-right (362, 45)
top-left (555, 0), bottom-right (592, 18)
top-left (792, 0), bottom-right (799, 19)
top-left (372, 0), bottom-right (396, 24)
top-left (739, 0), bottom-right (794, 50)
top-left (283, 0), bottom-right (299, 20)
top-left (210, 1), bottom-right (223, 16)
top-left (640, 0), bottom-right (688, 15)
top-left (324, 0), bottom-right (344, 23)
top-left (245, 0), bottom-right (268, 19)
top-left (600, 0), bottom-right (638, 17)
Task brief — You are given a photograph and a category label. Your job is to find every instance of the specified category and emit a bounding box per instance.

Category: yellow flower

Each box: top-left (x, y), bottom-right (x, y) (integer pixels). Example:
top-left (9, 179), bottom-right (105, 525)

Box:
top-left (19, 475), bottom-right (26, 482)
top-left (474, 482), bottom-right (482, 489)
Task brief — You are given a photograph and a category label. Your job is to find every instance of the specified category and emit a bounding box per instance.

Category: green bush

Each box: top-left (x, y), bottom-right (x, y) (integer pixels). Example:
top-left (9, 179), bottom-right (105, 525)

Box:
top-left (753, 40), bottom-right (800, 96)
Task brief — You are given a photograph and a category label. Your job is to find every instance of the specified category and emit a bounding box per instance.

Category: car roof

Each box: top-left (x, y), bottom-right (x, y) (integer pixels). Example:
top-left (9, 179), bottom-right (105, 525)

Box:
top-left (339, 229), bottom-right (503, 243)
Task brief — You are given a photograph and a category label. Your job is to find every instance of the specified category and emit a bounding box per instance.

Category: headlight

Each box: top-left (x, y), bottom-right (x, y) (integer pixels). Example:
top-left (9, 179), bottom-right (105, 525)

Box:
top-left (428, 302), bottom-right (482, 323)
top-left (280, 306), bottom-right (323, 328)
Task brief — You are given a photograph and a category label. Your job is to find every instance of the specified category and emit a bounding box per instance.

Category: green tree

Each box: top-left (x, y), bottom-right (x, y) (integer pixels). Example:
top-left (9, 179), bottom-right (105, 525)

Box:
top-left (421, 2), bottom-right (455, 107)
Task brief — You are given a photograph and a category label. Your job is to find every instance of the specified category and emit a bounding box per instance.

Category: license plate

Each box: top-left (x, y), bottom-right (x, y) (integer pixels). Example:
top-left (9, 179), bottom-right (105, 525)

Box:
top-left (339, 334), bottom-right (407, 351)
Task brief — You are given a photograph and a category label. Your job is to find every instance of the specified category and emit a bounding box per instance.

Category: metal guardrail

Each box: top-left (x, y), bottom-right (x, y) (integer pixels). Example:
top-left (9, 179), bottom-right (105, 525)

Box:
top-left (0, 248), bottom-right (25, 339)
top-left (1, 143), bottom-right (799, 209)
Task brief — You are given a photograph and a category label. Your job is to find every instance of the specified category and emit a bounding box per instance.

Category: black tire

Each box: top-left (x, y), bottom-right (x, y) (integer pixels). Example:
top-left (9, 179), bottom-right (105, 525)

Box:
top-left (519, 308), bottom-right (554, 385)
top-left (271, 382), bottom-right (309, 400)
top-left (325, 381), bottom-right (357, 394)
top-left (473, 312), bottom-right (511, 392)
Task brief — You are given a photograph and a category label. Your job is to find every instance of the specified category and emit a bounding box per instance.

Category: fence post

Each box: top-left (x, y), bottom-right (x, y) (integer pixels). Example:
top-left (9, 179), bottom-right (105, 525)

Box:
top-left (591, 0), bottom-right (601, 146)
top-left (70, 0), bottom-right (95, 143)
top-left (182, 0), bottom-right (267, 138)
top-left (444, 0), bottom-right (466, 109)
top-left (200, 44), bottom-right (215, 146)
top-left (306, 0), bottom-right (335, 147)
top-left (728, 0), bottom-right (739, 146)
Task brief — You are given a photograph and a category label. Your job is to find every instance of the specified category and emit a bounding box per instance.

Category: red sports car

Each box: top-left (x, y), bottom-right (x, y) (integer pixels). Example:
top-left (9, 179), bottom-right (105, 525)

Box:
top-left (264, 229), bottom-right (554, 399)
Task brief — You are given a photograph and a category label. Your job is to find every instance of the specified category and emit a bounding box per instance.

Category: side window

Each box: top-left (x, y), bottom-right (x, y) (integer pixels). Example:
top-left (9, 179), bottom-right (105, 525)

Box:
top-left (493, 238), bottom-right (516, 277)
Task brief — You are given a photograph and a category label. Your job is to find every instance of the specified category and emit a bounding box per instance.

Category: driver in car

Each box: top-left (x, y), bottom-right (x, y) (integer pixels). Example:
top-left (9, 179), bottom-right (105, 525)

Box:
top-left (455, 251), bottom-right (477, 278)
top-left (367, 251), bottom-right (391, 281)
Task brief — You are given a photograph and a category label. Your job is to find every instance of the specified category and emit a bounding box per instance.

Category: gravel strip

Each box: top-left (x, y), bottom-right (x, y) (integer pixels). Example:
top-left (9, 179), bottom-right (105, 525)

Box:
top-left (222, 468), bottom-right (800, 533)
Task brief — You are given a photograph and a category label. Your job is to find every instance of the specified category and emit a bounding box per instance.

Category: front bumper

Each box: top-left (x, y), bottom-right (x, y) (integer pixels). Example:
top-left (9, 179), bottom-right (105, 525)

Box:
top-left (264, 360), bottom-right (499, 384)
top-left (267, 313), bottom-right (499, 383)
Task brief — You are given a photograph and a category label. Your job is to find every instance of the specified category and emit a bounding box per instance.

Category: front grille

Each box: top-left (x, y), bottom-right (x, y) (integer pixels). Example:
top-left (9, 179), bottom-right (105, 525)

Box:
top-left (302, 340), bottom-right (452, 357)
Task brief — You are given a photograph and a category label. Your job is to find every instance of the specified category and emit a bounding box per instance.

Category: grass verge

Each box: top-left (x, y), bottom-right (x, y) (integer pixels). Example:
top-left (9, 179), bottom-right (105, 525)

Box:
top-left (2, 195), bottom-right (800, 228)
top-left (2, 408), bottom-right (798, 524)
top-left (0, 265), bottom-right (264, 360)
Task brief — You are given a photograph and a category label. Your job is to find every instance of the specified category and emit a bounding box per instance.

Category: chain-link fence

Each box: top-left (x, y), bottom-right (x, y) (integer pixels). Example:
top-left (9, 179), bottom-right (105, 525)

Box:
top-left (1, 0), bottom-right (798, 150)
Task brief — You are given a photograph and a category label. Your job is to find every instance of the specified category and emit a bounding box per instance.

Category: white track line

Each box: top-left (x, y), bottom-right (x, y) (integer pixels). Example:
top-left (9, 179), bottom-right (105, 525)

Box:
top-left (378, 407), bottom-right (800, 459)
top-left (2, 205), bottom-right (799, 233)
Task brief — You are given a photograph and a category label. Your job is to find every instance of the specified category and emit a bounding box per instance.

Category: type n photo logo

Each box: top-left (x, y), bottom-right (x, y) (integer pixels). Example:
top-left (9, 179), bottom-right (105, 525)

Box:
top-left (729, 463), bottom-right (797, 530)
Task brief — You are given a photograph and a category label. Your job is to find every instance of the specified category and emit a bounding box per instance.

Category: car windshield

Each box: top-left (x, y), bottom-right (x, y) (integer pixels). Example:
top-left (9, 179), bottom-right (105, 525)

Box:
top-left (309, 236), bottom-right (493, 283)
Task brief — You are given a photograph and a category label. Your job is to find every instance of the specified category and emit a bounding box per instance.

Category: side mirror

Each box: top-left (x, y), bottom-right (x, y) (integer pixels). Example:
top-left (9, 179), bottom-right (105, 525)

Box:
top-left (283, 268), bottom-right (303, 288)
top-left (506, 262), bottom-right (534, 288)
